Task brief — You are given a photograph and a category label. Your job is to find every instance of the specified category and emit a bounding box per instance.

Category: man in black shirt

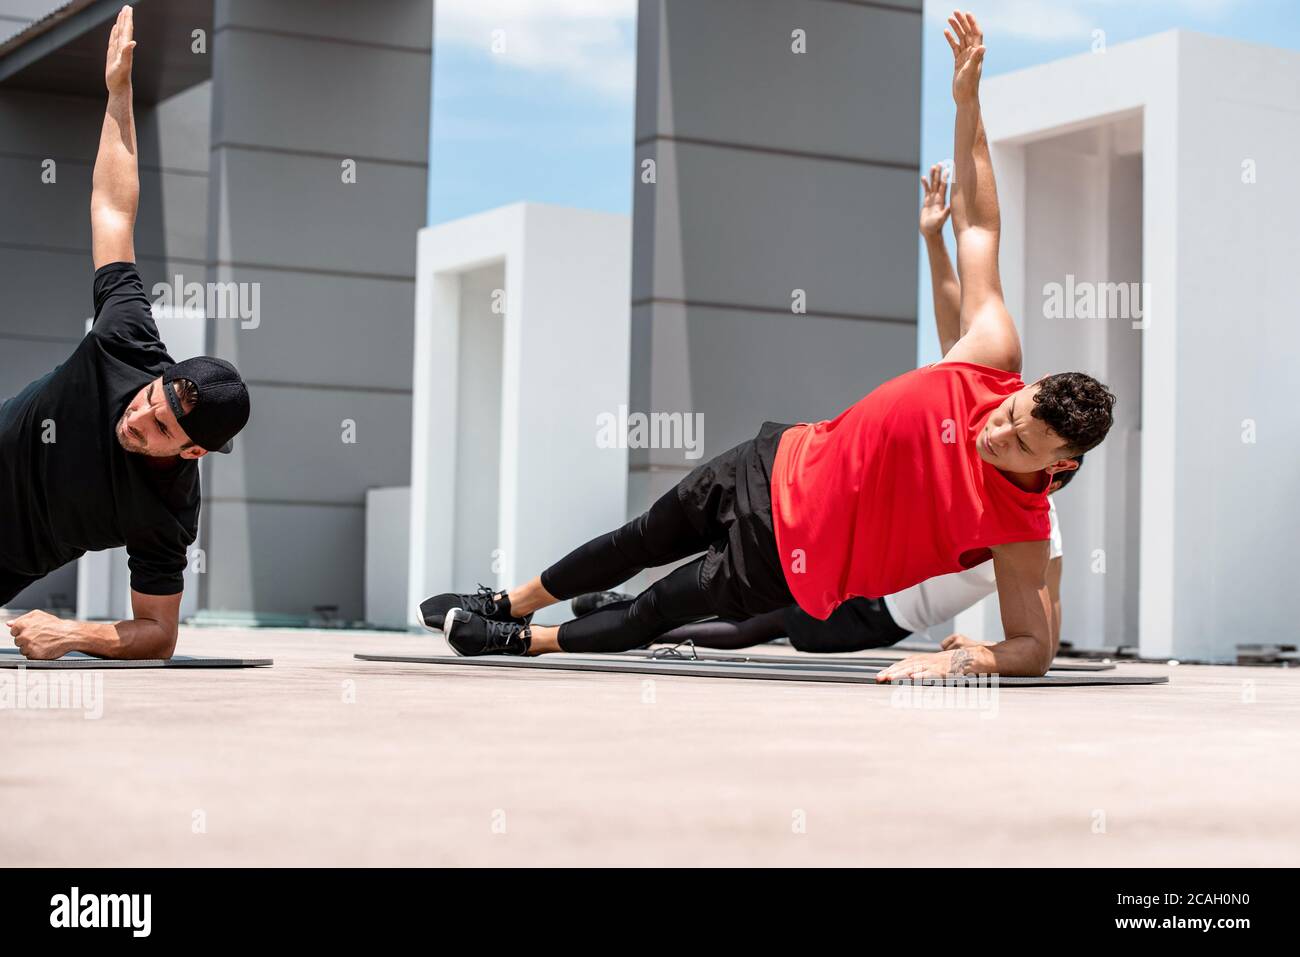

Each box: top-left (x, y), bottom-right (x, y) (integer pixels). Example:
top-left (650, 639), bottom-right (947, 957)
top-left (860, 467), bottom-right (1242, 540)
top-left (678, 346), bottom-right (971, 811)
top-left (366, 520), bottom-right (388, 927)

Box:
top-left (1, 6), bottom-right (250, 660)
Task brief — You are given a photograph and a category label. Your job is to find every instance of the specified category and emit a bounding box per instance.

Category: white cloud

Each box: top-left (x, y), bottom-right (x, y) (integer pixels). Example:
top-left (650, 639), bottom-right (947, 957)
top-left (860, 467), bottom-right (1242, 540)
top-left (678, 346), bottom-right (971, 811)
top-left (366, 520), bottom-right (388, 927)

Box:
top-left (926, 0), bottom-right (1090, 41)
top-left (924, 0), bottom-right (1245, 43)
top-left (437, 0), bottom-right (637, 98)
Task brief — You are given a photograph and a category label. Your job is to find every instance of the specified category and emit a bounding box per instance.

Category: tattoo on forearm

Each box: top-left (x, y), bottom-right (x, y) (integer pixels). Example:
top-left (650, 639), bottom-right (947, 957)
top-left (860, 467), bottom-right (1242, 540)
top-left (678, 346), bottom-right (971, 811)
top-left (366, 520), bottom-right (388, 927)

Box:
top-left (950, 649), bottom-right (975, 675)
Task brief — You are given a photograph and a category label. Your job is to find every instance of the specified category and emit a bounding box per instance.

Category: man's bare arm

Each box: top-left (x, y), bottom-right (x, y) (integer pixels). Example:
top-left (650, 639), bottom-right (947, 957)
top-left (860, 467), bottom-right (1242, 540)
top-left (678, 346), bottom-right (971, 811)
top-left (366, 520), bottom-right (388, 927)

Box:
top-left (876, 540), bottom-right (1054, 680)
top-left (908, 541), bottom-right (1052, 676)
top-left (939, 554), bottom-right (1062, 653)
top-left (91, 5), bottom-right (138, 269)
top-left (919, 163), bottom-right (962, 356)
top-left (8, 591), bottom-right (181, 660)
top-left (938, 10), bottom-right (1022, 373)
top-left (969, 539), bottom-right (1054, 676)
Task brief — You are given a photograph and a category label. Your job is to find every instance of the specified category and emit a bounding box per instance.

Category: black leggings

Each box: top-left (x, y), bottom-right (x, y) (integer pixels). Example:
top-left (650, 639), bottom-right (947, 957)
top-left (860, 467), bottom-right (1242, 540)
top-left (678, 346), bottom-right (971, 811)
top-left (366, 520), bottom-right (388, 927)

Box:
top-left (656, 611), bottom-right (786, 650)
top-left (541, 488), bottom-right (718, 653)
top-left (654, 598), bottom-right (910, 653)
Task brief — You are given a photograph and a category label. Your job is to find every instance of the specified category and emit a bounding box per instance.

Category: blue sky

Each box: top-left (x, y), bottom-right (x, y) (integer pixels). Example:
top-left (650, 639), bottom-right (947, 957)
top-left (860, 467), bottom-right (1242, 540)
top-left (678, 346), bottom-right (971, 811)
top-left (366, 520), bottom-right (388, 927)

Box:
top-left (428, 0), bottom-right (1300, 364)
top-left (428, 0), bottom-right (637, 224)
top-left (913, 0), bottom-right (1300, 364)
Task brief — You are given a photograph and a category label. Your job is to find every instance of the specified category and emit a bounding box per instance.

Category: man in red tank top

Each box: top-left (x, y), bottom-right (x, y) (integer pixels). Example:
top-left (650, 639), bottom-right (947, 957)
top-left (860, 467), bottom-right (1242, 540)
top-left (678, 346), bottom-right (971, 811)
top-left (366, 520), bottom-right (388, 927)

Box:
top-left (419, 12), bottom-right (1115, 677)
top-left (819, 11), bottom-right (1111, 680)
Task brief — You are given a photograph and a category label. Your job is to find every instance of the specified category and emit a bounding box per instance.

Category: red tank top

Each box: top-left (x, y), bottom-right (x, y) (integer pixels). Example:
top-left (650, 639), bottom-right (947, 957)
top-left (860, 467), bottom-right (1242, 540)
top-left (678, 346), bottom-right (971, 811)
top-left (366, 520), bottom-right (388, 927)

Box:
top-left (770, 362), bottom-right (1051, 619)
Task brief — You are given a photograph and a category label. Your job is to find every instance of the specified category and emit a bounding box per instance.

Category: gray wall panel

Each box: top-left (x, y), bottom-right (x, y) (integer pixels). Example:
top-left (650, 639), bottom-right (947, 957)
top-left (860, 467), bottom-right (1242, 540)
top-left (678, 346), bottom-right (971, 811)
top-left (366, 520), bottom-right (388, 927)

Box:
top-left (640, 0), bottom-right (921, 164)
top-left (0, 85), bottom-right (211, 171)
top-left (0, 335), bottom-right (70, 399)
top-left (215, 0), bottom-right (433, 49)
top-left (211, 30), bottom-right (431, 161)
top-left (137, 166), bottom-right (209, 264)
top-left (0, 156), bottom-right (207, 262)
top-left (210, 267), bottom-right (416, 391)
top-left (138, 81), bottom-right (212, 173)
top-left (207, 385), bottom-right (412, 504)
top-left (203, 500), bottom-right (366, 618)
top-left (0, 153), bottom-right (94, 249)
top-left (633, 0), bottom-right (662, 148)
top-left (0, 246), bottom-right (93, 340)
top-left (0, 89), bottom-right (101, 158)
top-left (208, 147), bottom-right (425, 277)
top-left (635, 139), bottom-right (919, 317)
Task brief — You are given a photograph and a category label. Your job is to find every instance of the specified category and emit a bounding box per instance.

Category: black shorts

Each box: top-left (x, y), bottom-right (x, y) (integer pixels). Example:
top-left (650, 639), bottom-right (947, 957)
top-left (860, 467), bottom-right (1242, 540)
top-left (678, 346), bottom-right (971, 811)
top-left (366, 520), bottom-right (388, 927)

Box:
top-left (674, 421), bottom-right (795, 620)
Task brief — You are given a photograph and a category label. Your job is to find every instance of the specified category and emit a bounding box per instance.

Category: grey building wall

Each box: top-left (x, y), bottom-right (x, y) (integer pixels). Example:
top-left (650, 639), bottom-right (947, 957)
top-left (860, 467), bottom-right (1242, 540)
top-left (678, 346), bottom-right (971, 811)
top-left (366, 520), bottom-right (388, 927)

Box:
top-left (0, 0), bottom-right (212, 610)
top-left (0, 0), bottom-right (89, 612)
top-left (630, 0), bottom-right (922, 513)
top-left (201, 0), bottom-right (431, 618)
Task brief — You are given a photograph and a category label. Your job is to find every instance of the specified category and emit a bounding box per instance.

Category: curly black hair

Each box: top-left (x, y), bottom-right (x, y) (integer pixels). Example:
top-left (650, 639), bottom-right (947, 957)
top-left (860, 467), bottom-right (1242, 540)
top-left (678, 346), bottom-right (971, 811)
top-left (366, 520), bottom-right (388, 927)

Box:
top-left (1032, 373), bottom-right (1116, 456)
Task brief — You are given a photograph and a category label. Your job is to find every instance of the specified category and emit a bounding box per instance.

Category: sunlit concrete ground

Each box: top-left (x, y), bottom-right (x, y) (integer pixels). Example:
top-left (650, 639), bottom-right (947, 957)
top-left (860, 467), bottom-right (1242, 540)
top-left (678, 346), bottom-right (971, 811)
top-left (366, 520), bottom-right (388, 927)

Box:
top-left (2, 625), bottom-right (1298, 867)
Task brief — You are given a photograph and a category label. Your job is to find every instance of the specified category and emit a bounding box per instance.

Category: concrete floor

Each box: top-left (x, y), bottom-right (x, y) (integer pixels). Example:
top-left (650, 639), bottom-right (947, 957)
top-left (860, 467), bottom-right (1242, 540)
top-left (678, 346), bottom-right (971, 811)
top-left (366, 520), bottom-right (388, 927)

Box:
top-left (2, 626), bottom-right (1298, 866)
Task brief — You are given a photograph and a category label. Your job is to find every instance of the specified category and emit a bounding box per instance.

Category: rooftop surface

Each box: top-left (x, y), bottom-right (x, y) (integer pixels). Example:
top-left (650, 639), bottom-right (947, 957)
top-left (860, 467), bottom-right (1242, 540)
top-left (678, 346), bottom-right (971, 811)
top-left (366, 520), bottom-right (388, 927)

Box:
top-left (3, 626), bottom-right (1297, 866)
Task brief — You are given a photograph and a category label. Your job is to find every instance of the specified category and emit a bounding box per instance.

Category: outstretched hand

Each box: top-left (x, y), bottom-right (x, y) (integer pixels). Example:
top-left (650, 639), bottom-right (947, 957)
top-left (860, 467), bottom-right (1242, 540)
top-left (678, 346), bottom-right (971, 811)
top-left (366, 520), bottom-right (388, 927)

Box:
top-left (105, 4), bottom-right (136, 94)
top-left (944, 10), bottom-right (985, 104)
top-left (875, 648), bottom-right (979, 682)
top-left (919, 162), bottom-right (951, 237)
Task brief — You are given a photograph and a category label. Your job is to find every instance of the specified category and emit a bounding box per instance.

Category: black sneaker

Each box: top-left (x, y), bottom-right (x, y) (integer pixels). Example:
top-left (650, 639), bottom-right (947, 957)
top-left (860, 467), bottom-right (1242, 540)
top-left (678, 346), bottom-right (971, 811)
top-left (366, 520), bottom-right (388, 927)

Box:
top-left (443, 608), bottom-right (532, 657)
top-left (419, 584), bottom-right (530, 632)
top-left (571, 590), bottom-right (634, 616)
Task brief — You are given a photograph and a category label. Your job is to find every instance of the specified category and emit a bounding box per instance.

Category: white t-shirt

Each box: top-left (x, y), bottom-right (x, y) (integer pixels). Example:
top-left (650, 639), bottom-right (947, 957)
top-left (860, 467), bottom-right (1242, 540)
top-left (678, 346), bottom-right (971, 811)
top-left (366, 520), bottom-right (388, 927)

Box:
top-left (883, 498), bottom-right (1062, 634)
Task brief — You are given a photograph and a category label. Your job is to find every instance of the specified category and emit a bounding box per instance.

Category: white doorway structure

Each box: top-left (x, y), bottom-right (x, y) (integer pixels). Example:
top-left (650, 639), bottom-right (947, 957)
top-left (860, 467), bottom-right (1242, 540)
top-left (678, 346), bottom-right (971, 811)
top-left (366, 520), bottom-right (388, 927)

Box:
top-left (407, 203), bottom-right (632, 627)
top-left (955, 31), bottom-right (1300, 662)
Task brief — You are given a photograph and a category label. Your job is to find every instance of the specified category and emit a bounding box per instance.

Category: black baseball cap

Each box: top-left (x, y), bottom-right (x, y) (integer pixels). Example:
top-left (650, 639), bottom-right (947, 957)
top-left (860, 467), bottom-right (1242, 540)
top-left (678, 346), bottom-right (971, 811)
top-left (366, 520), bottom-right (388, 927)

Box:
top-left (162, 356), bottom-right (251, 454)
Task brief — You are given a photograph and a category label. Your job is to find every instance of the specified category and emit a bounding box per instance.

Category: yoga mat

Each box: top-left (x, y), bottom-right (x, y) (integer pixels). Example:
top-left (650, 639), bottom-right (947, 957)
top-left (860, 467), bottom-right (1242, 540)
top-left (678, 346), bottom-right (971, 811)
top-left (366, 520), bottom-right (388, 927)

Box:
top-left (631, 647), bottom-right (1117, 673)
top-left (0, 648), bottom-right (272, 669)
top-left (354, 653), bottom-right (1167, 688)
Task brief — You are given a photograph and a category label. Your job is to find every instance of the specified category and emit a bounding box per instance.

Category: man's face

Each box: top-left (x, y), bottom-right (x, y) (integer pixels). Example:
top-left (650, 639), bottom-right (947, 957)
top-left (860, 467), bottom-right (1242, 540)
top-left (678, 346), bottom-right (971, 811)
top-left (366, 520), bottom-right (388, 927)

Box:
top-left (115, 378), bottom-right (202, 458)
top-left (976, 383), bottom-right (1078, 479)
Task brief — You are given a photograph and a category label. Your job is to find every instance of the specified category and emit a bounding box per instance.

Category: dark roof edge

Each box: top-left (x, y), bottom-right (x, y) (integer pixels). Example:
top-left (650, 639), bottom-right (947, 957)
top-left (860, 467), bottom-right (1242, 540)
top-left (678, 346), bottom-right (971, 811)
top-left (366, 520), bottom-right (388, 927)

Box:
top-left (0, 0), bottom-right (121, 84)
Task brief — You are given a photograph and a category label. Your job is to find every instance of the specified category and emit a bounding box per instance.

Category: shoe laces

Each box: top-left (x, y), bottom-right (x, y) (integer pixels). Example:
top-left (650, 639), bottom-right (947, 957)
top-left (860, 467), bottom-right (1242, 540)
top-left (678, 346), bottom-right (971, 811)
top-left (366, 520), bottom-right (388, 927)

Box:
top-left (651, 638), bottom-right (699, 660)
top-left (483, 618), bottom-right (530, 653)
top-left (474, 584), bottom-right (501, 616)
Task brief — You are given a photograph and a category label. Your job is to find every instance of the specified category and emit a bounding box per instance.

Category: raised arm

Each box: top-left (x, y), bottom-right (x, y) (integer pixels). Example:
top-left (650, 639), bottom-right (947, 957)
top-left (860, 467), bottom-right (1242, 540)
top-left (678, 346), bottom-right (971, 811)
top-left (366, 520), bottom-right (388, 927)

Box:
top-left (91, 5), bottom-right (138, 270)
top-left (919, 163), bottom-right (961, 356)
top-left (938, 10), bottom-right (1022, 373)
